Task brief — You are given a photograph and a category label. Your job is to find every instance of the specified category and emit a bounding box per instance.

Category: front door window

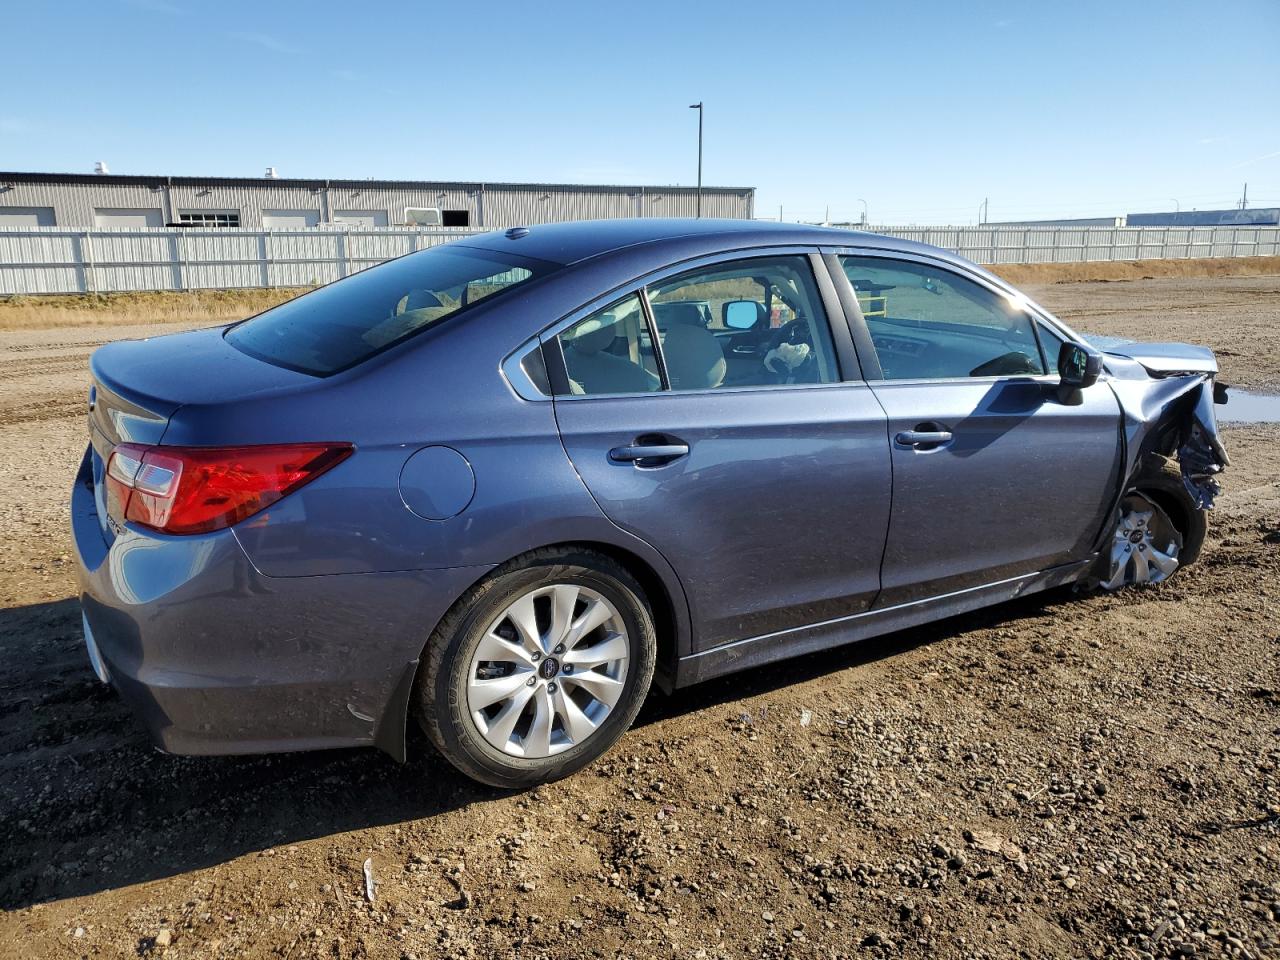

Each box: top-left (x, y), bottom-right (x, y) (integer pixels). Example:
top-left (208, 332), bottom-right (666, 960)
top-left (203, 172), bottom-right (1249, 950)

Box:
top-left (839, 256), bottom-right (1046, 380)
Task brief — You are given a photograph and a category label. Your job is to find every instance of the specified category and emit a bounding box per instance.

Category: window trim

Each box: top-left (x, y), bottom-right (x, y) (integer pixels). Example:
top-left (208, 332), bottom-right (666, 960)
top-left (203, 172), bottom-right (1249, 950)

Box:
top-left (539, 245), bottom-right (858, 400)
top-left (637, 288), bottom-right (672, 390)
top-left (822, 245), bottom-right (1086, 385)
top-left (500, 337), bottom-right (553, 401)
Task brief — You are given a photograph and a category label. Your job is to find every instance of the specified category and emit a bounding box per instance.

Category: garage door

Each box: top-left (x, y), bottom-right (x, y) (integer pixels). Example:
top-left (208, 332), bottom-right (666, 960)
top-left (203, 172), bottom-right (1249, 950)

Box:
top-left (0, 206), bottom-right (56, 227)
top-left (263, 209), bottom-right (320, 229)
top-left (94, 208), bottom-right (163, 228)
top-left (333, 210), bottom-right (389, 228)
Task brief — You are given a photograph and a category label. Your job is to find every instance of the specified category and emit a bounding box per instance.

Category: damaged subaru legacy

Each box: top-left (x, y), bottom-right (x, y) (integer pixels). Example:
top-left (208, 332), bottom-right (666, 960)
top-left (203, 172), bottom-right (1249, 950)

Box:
top-left (72, 219), bottom-right (1229, 787)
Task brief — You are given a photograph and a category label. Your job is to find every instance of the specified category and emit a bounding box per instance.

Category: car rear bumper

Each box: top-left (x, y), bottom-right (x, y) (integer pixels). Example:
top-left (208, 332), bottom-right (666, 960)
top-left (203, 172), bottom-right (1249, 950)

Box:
top-left (71, 448), bottom-right (491, 758)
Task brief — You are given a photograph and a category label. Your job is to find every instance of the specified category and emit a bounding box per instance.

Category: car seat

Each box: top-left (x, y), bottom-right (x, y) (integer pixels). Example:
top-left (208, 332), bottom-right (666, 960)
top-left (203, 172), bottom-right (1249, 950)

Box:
top-left (563, 319), bottom-right (660, 394)
top-left (662, 323), bottom-right (726, 390)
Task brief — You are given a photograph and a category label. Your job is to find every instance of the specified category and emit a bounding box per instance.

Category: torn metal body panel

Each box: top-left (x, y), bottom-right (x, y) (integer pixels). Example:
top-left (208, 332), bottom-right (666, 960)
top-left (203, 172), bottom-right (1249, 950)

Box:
top-left (1103, 344), bottom-right (1230, 513)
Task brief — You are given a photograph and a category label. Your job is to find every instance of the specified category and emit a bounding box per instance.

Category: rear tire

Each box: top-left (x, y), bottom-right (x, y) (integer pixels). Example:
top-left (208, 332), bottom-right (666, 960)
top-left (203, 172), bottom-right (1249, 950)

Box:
top-left (414, 547), bottom-right (656, 788)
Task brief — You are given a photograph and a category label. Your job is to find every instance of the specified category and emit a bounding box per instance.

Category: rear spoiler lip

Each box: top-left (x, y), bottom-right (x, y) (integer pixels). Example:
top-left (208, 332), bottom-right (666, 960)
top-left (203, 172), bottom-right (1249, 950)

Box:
top-left (89, 349), bottom-right (183, 422)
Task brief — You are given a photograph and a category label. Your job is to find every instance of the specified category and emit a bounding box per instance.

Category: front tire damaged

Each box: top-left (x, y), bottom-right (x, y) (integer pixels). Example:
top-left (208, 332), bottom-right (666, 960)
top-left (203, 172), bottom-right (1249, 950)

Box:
top-left (1092, 357), bottom-right (1229, 591)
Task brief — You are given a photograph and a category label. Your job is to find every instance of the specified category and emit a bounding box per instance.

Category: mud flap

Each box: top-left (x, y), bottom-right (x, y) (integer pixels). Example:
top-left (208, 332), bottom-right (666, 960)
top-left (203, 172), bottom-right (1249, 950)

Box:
top-left (374, 660), bottom-right (419, 763)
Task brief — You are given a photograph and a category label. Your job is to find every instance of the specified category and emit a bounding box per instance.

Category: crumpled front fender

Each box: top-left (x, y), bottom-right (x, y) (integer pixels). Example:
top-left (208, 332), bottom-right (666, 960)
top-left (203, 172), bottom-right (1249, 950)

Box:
top-left (1105, 356), bottom-right (1230, 510)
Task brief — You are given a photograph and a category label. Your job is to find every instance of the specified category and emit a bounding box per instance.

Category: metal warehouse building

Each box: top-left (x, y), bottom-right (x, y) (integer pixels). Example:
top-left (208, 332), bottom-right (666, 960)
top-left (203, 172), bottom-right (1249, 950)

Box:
top-left (0, 171), bottom-right (754, 229)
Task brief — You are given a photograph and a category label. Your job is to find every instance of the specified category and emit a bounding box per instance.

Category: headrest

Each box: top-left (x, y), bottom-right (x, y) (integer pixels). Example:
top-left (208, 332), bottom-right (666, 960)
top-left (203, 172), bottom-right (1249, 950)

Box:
top-left (653, 301), bottom-right (705, 328)
top-left (662, 323), bottom-right (726, 390)
top-left (566, 318), bottom-right (617, 355)
top-left (404, 289), bottom-right (444, 311)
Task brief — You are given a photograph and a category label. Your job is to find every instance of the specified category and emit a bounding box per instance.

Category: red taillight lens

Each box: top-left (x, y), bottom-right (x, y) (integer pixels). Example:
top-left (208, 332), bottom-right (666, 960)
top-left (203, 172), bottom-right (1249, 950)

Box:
top-left (104, 442), bottom-right (352, 536)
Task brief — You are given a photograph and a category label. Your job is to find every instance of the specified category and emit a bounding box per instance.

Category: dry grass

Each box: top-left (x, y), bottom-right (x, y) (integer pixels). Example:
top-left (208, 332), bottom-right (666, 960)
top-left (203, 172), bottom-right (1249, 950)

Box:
top-left (0, 288), bottom-right (306, 330)
top-left (987, 254), bottom-right (1280, 285)
top-left (2, 255), bottom-right (1278, 330)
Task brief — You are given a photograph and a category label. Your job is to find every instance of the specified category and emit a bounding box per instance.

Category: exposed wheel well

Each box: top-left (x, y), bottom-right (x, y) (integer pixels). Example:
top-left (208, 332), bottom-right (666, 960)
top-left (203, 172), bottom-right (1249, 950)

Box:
top-left (1129, 455), bottom-right (1207, 568)
top-left (419, 541), bottom-right (681, 695)
top-left (1135, 484), bottom-right (1190, 544)
top-left (549, 540), bottom-right (680, 692)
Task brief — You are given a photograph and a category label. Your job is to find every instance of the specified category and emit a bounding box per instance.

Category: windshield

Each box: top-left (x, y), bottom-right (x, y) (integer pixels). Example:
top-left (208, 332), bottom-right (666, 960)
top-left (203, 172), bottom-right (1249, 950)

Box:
top-left (226, 246), bottom-right (553, 375)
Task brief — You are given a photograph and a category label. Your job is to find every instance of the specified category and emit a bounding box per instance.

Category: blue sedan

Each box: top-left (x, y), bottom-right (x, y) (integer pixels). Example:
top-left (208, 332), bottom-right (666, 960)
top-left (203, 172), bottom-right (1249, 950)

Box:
top-left (72, 219), bottom-right (1228, 786)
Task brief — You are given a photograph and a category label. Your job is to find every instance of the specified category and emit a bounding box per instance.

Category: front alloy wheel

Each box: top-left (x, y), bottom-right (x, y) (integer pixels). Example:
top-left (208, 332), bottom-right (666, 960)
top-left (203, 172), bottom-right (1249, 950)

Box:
top-left (1102, 492), bottom-right (1182, 590)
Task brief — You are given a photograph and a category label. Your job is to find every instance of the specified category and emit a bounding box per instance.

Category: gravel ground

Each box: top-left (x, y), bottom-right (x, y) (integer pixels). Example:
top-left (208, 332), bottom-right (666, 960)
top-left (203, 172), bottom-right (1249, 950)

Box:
top-left (1025, 276), bottom-right (1280, 393)
top-left (0, 276), bottom-right (1277, 959)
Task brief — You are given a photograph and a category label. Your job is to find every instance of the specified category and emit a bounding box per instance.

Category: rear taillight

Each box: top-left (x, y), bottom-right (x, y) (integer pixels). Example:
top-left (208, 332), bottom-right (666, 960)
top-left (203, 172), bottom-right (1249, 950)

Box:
top-left (105, 442), bottom-right (352, 536)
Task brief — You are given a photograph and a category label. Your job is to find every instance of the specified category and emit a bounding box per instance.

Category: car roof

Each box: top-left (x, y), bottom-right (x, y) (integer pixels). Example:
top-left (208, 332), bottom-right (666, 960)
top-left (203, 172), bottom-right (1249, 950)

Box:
top-left (455, 218), bottom-right (939, 267)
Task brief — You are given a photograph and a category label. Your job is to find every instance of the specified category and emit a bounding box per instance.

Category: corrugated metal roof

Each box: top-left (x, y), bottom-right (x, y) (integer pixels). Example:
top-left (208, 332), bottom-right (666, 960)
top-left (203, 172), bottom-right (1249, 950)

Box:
top-left (0, 171), bottom-right (755, 194)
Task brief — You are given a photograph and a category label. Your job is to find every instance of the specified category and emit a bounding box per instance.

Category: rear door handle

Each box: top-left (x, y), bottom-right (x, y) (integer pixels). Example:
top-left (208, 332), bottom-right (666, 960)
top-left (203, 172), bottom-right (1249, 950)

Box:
top-left (609, 442), bottom-right (690, 464)
top-left (894, 430), bottom-right (953, 448)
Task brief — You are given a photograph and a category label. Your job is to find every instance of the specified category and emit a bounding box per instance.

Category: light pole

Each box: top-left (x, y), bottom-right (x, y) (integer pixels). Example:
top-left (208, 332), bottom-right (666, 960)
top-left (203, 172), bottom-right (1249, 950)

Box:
top-left (689, 102), bottom-right (703, 217)
top-left (858, 198), bottom-right (869, 227)
top-left (1170, 198), bottom-right (1180, 212)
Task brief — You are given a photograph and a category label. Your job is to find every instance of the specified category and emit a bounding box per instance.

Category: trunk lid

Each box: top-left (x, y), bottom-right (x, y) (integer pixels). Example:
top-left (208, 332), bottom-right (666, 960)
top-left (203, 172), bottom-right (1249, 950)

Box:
top-left (86, 325), bottom-right (316, 541)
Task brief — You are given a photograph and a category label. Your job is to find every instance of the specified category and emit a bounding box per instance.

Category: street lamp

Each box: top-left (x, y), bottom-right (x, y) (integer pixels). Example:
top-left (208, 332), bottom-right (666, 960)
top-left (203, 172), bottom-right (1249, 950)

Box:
top-left (858, 198), bottom-right (868, 227)
top-left (689, 102), bottom-right (703, 218)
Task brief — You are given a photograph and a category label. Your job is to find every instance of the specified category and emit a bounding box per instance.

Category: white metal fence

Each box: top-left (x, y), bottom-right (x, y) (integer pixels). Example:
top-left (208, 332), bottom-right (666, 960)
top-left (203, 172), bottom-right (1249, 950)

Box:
top-left (872, 224), bottom-right (1280, 266)
top-left (2, 223), bottom-right (1278, 296)
top-left (0, 226), bottom-right (483, 296)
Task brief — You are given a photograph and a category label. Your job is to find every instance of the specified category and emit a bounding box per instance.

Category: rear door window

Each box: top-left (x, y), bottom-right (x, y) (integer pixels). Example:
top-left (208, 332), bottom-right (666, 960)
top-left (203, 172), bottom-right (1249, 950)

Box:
top-left (226, 246), bottom-right (553, 375)
top-left (555, 295), bottom-right (662, 396)
top-left (647, 256), bottom-right (840, 390)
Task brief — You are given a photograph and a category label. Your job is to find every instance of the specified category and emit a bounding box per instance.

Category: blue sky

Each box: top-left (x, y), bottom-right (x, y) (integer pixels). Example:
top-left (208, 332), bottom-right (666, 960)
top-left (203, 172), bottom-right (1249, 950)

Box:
top-left (2, 0), bottom-right (1278, 224)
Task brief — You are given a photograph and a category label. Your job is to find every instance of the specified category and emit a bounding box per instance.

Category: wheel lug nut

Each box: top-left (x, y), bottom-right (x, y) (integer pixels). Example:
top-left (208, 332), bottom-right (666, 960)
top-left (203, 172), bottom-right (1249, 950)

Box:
top-left (526, 677), bottom-right (536, 686)
top-left (554, 644), bottom-right (565, 654)
top-left (530, 651), bottom-right (541, 661)
top-left (563, 665), bottom-right (573, 674)
top-left (548, 682), bottom-right (558, 693)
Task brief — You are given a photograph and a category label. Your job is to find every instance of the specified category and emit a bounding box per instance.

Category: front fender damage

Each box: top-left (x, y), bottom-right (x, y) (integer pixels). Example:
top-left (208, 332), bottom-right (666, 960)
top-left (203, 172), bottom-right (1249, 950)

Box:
top-left (1106, 355), bottom-right (1230, 510)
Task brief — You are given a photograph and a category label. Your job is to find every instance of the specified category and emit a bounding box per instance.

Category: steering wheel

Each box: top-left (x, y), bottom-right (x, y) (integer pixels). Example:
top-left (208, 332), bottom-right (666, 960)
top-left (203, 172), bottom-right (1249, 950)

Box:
top-left (773, 318), bottom-right (812, 347)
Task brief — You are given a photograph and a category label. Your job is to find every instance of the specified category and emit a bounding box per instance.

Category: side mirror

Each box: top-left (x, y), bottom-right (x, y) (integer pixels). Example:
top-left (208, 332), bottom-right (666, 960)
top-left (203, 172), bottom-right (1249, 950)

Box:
top-left (1058, 340), bottom-right (1103, 389)
top-left (723, 300), bottom-right (761, 330)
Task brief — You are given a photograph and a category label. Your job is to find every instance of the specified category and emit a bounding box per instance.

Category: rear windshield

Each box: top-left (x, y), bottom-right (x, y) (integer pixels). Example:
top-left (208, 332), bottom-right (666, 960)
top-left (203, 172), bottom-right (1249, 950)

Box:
top-left (226, 246), bottom-right (552, 375)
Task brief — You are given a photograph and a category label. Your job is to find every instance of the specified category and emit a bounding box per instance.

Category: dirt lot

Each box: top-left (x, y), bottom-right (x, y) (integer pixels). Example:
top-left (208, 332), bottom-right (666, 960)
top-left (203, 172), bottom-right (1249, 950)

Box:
top-left (1024, 275), bottom-right (1280, 394)
top-left (1, 272), bottom-right (1278, 959)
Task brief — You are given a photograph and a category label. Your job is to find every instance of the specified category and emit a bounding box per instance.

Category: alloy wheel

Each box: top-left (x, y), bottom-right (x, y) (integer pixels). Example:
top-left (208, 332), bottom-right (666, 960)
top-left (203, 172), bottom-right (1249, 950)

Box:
top-left (466, 583), bottom-right (630, 759)
top-left (1102, 492), bottom-right (1181, 590)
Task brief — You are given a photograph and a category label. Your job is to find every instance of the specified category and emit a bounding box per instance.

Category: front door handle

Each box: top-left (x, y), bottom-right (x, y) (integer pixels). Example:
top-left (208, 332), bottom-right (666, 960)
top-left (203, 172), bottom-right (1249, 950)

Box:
top-left (894, 429), bottom-right (953, 448)
top-left (609, 441), bottom-right (690, 465)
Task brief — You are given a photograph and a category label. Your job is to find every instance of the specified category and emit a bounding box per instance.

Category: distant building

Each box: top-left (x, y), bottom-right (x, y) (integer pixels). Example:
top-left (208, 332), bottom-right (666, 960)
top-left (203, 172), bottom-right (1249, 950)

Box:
top-left (0, 171), bottom-right (755, 229)
top-left (1125, 207), bottom-right (1280, 227)
top-left (987, 216), bottom-right (1123, 227)
top-left (990, 208), bottom-right (1280, 229)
